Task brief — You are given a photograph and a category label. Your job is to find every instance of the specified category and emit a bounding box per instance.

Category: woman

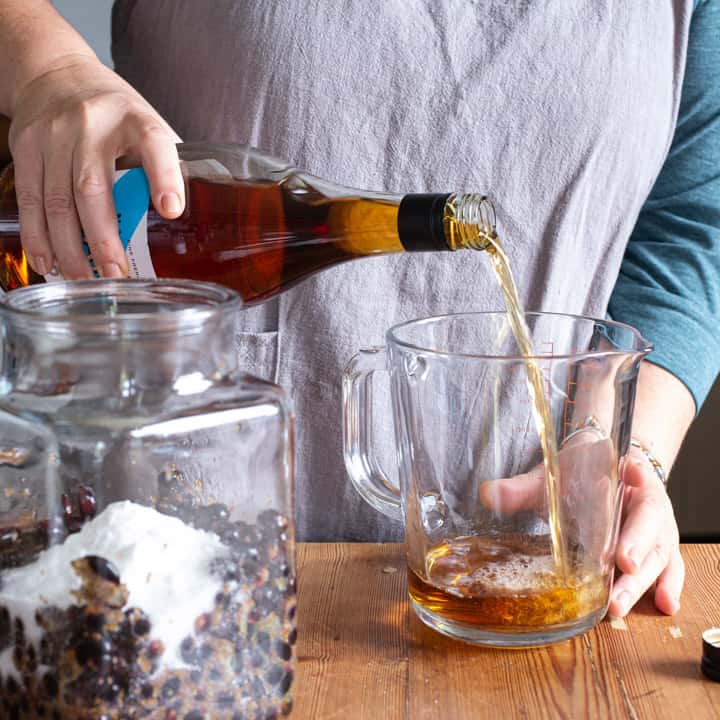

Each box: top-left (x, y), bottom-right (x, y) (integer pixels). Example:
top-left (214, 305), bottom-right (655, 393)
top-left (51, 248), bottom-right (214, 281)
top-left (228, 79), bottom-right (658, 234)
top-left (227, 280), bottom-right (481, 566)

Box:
top-left (0, 0), bottom-right (717, 620)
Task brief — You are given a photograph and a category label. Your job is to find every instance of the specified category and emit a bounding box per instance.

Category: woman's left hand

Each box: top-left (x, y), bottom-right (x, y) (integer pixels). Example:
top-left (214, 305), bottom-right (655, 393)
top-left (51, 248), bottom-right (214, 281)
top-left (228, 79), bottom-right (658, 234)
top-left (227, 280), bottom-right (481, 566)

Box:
top-left (608, 446), bottom-right (683, 617)
top-left (479, 438), bottom-right (684, 618)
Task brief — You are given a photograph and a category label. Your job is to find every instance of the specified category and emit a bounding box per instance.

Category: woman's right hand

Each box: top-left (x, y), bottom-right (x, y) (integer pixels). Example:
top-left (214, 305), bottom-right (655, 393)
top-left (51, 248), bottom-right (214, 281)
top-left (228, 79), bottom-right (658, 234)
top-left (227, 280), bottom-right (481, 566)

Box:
top-left (8, 53), bottom-right (184, 280)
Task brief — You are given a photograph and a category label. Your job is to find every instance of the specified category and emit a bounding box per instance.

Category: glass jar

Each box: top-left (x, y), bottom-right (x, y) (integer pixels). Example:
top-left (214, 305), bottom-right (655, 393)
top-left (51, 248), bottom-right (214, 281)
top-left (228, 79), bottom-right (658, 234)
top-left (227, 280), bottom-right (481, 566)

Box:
top-left (0, 280), bottom-right (295, 720)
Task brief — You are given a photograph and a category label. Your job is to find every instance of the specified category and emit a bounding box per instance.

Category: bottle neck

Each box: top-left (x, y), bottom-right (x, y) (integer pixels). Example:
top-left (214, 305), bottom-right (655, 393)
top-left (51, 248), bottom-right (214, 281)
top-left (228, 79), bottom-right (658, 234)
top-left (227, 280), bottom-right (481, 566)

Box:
top-left (397, 193), bottom-right (496, 252)
top-left (397, 194), bottom-right (452, 251)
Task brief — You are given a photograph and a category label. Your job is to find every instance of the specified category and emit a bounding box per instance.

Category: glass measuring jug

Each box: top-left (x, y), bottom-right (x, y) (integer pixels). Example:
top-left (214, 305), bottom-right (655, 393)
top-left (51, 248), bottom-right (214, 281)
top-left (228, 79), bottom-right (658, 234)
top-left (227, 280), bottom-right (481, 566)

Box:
top-left (343, 311), bottom-right (651, 646)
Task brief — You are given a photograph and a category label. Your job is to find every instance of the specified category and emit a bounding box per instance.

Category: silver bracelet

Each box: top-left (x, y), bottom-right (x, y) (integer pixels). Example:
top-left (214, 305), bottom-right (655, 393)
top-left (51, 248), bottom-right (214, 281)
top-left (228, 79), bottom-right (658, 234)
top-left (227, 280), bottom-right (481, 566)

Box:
top-left (630, 438), bottom-right (668, 488)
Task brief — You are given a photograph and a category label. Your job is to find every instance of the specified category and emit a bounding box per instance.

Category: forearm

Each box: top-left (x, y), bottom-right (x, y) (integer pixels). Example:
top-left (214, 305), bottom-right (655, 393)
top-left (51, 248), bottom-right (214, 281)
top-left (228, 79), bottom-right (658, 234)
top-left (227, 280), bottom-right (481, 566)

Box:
top-left (0, 0), bottom-right (96, 116)
top-left (631, 361), bottom-right (695, 476)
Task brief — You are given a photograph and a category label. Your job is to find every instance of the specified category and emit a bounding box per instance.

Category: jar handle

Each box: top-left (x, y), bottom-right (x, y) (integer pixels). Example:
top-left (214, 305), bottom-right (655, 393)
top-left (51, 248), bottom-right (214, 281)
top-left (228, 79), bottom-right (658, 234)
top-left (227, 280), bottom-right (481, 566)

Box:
top-left (342, 347), bottom-right (402, 521)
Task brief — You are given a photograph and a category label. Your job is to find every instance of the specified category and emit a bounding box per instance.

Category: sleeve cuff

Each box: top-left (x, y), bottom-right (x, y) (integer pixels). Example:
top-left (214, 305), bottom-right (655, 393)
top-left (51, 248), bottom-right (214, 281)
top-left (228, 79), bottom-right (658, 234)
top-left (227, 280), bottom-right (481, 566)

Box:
top-left (608, 285), bottom-right (720, 414)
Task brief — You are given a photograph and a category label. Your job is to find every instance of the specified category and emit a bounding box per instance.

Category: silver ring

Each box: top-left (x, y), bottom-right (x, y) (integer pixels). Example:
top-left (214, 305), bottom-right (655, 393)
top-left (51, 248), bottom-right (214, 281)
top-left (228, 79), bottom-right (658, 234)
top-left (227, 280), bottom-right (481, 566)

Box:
top-left (561, 415), bottom-right (609, 448)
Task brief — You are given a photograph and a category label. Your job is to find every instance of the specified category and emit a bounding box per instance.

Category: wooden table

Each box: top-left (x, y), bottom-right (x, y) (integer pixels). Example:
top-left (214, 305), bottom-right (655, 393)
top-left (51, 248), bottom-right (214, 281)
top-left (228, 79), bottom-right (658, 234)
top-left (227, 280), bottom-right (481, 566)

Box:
top-left (293, 544), bottom-right (720, 719)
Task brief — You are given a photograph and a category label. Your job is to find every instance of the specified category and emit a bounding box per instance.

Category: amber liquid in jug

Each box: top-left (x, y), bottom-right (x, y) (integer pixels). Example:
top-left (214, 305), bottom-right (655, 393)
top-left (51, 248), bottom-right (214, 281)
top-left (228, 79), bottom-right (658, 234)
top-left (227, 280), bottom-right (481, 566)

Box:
top-left (409, 535), bottom-right (604, 629)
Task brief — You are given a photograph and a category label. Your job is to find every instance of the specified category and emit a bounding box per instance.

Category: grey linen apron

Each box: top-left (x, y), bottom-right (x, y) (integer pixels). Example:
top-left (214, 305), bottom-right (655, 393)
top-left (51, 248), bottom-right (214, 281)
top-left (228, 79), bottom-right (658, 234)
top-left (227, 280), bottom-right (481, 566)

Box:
top-left (112, 0), bottom-right (693, 541)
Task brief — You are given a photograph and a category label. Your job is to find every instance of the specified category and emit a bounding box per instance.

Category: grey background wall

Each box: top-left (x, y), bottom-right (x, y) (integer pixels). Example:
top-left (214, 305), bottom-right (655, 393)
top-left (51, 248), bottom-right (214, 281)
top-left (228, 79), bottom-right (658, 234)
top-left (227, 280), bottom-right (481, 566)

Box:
top-left (53, 1), bottom-right (719, 537)
top-left (54, 0), bottom-right (114, 67)
top-left (672, 378), bottom-right (720, 538)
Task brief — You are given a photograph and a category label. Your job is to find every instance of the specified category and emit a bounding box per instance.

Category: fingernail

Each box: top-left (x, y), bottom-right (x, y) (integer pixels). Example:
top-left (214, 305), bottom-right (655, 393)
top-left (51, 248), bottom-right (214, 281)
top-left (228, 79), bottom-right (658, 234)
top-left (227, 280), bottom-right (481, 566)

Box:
top-left (161, 192), bottom-right (182, 215)
top-left (617, 591), bottom-right (632, 614)
top-left (100, 262), bottom-right (126, 279)
top-left (32, 256), bottom-right (48, 275)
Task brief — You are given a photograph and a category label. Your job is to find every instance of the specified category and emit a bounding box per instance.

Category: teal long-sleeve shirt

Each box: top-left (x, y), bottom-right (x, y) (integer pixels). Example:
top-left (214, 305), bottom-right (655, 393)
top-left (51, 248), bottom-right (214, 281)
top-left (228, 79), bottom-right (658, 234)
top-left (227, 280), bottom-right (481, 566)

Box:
top-left (609, 0), bottom-right (720, 412)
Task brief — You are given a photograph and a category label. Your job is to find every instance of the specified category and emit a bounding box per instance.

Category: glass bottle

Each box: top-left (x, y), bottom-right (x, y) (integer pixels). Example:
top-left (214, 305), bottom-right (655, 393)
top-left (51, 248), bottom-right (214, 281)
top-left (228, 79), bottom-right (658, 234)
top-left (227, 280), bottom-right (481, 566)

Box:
top-left (0, 279), bottom-right (295, 718)
top-left (0, 142), bottom-right (496, 301)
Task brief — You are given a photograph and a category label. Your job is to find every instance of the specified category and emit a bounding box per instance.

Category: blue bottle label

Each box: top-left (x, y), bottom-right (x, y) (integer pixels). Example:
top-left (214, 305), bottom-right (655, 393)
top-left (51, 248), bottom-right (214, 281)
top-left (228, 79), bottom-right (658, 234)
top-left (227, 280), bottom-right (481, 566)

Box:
top-left (44, 168), bottom-right (154, 281)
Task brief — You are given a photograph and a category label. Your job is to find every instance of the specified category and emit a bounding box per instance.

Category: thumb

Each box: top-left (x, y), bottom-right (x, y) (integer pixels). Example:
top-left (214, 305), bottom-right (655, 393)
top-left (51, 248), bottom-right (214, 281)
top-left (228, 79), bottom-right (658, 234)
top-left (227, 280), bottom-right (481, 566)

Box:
top-left (479, 466), bottom-right (546, 514)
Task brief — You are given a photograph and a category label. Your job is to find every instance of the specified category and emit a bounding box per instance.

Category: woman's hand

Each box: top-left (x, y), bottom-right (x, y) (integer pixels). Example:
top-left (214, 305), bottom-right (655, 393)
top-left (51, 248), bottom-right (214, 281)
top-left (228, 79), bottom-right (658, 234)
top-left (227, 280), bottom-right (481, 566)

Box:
top-left (478, 435), bottom-right (617, 558)
top-left (479, 361), bottom-right (693, 619)
top-left (608, 447), bottom-right (683, 617)
top-left (610, 361), bottom-right (695, 616)
top-left (479, 438), bottom-right (683, 617)
top-left (9, 53), bottom-right (184, 280)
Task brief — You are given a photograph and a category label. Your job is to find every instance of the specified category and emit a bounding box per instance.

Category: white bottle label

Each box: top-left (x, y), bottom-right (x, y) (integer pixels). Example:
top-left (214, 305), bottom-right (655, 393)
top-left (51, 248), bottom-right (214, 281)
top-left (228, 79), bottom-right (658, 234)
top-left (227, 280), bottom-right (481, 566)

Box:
top-left (44, 168), bottom-right (153, 282)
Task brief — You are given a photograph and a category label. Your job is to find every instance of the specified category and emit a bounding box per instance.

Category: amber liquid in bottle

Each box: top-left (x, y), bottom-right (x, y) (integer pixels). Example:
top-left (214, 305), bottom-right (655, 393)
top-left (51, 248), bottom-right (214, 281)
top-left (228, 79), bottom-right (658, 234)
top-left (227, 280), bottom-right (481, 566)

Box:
top-left (0, 167), bottom-right (490, 301)
top-left (144, 177), bottom-right (408, 304)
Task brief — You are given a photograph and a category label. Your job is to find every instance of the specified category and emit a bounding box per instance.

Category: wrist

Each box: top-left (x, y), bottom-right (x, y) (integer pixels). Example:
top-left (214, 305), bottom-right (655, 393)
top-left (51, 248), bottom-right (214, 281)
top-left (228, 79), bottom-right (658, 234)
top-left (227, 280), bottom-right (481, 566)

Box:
top-left (0, 1), bottom-right (97, 116)
top-left (630, 361), bottom-right (694, 475)
top-left (9, 50), bottom-right (99, 117)
top-left (629, 437), bottom-right (668, 488)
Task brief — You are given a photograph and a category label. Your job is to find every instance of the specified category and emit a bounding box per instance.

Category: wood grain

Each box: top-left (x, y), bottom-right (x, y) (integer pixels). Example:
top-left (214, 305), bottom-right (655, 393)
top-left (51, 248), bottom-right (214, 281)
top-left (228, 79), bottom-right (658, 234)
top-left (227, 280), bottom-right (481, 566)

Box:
top-left (293, 544), bottom-right (720, 719)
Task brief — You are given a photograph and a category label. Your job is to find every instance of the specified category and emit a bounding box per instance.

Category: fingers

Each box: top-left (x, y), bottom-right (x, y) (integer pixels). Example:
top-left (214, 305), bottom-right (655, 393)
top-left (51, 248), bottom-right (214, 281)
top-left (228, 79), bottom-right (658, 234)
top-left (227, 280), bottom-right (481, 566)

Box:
top-left (614, 487), bottom-right (667, 574)
top-left (478, 438), bottom-right (614, 516)
top-left (9, 54), bottom-right (183, 279)
top-left (130, 114), bottom-right (184, 218)
top-left (14, 115), bottom-right (181, 280)
top-left (654, 547), bottom-right (684, 615)
top-left (479, 467), bottom-right (546, 514)
top-left (73, 142), bottom-right (127, 278)
top-left (609, 452), bottom-right (682, 618)
top-left (609, 539), bottom-right (672, 617)
top-left (615, 454), bottom-right (672, 574)
top-left (43, 142), bottom-right (93, 280)
top-left (12, 139), bottom-right (53, 276)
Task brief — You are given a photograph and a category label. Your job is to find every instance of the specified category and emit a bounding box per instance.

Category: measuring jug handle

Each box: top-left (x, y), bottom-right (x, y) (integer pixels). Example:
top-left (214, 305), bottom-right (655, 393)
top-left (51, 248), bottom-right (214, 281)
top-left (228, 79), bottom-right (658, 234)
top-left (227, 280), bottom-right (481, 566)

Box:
top-left (342, 346), bottom-right (403, 522)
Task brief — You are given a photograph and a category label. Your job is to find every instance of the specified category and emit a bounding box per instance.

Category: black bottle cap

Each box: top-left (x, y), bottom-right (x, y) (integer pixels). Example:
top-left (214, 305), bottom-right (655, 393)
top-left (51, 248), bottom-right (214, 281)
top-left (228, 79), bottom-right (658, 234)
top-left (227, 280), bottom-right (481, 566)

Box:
top-left (397, 193), bottom-right (452, 251)
top-left (702, 627), bottom-right (720, 682)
